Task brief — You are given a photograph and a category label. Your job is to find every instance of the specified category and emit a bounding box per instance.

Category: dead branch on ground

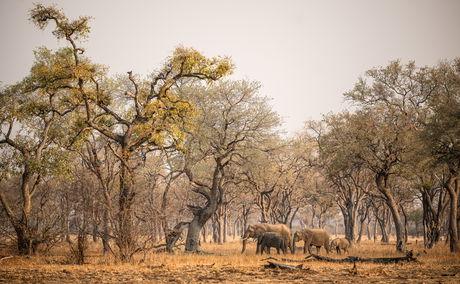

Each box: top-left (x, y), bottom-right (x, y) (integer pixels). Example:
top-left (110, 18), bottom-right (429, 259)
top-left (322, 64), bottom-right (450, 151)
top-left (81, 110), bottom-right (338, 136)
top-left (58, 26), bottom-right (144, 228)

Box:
top-left (305, 250), bottom-right (417, 264)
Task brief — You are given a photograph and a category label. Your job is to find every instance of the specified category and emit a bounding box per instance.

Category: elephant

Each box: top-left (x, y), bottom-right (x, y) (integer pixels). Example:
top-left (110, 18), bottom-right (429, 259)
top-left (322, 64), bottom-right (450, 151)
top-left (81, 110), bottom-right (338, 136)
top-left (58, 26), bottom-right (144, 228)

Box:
top-left (330, 238), bottom-right (350, 254)
top-left (257, 232), bottom-right (287, 255)
top-left (293, 228), bottom-right (330, 254)
top-left (241, 223), bottom-right (293, 254)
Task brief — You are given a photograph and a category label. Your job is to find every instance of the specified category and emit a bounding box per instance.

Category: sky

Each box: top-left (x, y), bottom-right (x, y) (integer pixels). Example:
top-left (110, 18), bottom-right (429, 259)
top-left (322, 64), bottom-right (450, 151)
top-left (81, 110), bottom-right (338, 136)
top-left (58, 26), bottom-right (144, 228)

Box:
top-left (1, 0), bottom-right (459, 134)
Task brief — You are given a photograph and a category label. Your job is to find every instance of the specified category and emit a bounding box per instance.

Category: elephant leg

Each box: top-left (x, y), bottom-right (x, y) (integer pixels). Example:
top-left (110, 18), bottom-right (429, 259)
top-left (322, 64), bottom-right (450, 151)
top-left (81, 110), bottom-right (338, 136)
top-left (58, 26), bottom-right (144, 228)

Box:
top-left (316, 246), bottom-right (321, 254)
top-left (256, 242), bottom-right (261, 254)
top-left (303, 243), bottom-right (308, 254)
top-left (276, 246), bottom-right (280, 254)
top-left (308, 244), bottom-right (313, 254)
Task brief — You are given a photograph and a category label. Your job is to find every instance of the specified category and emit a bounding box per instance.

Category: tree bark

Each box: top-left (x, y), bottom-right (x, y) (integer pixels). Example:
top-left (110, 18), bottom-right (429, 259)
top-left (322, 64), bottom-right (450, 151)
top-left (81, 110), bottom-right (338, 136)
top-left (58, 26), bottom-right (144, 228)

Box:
top-left (186, 207), bottom-right (215, 252)
top-left (116, 147), bottom-right (135, 261)
top-left (376, 174), bottom-right (405, 252)
top-left (446, 174), bottom-right (460, 252)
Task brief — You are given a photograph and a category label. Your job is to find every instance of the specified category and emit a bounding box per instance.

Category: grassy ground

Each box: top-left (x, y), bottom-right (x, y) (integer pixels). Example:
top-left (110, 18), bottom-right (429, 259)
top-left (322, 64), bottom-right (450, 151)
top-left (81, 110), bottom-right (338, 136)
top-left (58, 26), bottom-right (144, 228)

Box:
top-left (0, 237), bottom-right (459, 283)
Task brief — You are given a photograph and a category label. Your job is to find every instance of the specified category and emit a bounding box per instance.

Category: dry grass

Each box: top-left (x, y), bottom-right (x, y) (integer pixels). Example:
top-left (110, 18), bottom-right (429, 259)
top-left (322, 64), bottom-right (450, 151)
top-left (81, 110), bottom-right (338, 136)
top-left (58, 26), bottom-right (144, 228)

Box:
top-left (1, 237), bottom-right (459, 283)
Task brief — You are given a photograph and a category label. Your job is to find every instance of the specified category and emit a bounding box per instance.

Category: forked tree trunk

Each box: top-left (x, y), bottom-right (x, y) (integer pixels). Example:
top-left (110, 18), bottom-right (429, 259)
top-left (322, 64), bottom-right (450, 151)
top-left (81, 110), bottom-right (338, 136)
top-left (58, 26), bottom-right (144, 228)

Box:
top-left (185, 197), bottom-right (218, 252)
top-left (186, 206), bottom-right (216, 252)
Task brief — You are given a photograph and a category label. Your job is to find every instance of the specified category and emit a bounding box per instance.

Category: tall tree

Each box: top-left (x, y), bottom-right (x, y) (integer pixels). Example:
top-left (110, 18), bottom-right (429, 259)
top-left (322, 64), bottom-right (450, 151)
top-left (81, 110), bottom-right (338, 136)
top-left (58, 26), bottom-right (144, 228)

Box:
top-left (344, 61), bottom-right (436, 252)
top-left (421, 59), bottom-right (460, 252)
top-left (181, 80), bottom-right (280, 252)
top-left (29, 4), bottom-right (233, 261)
top-left (309, 117), bottom-right (369, 244)
top-left (0, 47), bottom-right (77, 254)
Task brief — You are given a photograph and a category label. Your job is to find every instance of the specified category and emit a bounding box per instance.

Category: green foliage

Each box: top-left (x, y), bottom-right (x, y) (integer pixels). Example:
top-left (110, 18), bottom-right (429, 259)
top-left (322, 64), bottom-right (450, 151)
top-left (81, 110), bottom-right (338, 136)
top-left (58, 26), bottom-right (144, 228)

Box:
top-left (168, 46), bottom-right (234, 81)
top-left (420, 59), bottom-right (460, 168)
top-left (29, 4), bottom-right (91, 41)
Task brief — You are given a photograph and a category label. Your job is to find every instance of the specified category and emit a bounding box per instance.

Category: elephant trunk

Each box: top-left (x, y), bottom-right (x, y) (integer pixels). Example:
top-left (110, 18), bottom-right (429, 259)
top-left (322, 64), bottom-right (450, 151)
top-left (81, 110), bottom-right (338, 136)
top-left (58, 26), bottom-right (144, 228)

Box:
top-left (241, 238), bottom-right (248, 253)
top-left (241, 230), bottom-right (251, 253)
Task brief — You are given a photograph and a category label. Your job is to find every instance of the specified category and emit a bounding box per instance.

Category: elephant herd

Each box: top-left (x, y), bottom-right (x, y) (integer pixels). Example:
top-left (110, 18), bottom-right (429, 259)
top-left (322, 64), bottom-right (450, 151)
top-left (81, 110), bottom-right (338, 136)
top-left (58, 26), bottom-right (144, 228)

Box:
top-left (241, 223), bottom-right (350, 255)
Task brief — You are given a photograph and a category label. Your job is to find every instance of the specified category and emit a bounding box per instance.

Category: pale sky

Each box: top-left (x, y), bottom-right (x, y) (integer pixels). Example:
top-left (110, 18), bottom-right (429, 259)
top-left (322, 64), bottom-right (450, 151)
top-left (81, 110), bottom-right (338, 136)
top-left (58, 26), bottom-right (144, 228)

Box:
top-left (1, 0), bottom-right (459, 134)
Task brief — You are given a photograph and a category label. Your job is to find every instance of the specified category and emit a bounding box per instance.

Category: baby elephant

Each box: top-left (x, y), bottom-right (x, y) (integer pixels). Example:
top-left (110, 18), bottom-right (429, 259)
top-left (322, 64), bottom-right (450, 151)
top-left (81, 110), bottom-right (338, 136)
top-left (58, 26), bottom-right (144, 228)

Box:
top-left (330, 238), bottom-right (350, 254)
top-left (257, 232), bottom-right (287, 255)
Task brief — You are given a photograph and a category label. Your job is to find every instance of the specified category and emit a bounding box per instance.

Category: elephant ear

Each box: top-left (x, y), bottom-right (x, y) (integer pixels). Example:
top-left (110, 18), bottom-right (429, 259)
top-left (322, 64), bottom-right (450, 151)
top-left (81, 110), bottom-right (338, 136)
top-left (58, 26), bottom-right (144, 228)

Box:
top-left (299, 231), bottom-right (306, 239)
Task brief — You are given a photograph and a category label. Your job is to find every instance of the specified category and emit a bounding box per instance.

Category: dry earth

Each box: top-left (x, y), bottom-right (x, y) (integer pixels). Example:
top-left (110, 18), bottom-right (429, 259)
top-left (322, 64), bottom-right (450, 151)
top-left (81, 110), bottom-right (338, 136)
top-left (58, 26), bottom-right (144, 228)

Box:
top-left (0, 238), bottom-right (459, 283)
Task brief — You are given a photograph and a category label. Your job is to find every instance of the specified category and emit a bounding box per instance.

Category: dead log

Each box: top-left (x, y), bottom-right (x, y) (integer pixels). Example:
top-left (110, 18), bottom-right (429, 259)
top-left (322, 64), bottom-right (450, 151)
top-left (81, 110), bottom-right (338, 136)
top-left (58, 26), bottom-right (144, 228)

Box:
top-left (260, 256), bottom-right (314, 263)
top-left (304, 254), bottom-right (350, 263)
top-left (264, 261), bottom-right (303, 270)
top-left (305, 250), bottom-right (417, 264)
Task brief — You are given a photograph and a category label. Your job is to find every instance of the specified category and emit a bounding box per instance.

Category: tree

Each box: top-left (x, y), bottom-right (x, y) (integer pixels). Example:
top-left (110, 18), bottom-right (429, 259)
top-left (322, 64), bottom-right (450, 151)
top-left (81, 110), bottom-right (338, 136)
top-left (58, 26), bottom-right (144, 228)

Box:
top-left (344, 61), bottom-right (436, 252)
top-left (78, 135), bottom-right (119, 253)
top-left (308, 117), bottom-right (369, 244)
top-left (29, 4), bottom-right (233, 260)
top-left (420, 59), bottom-right (460, 252)
top-left (0, 46), bottom-right (77, 255)
top-left (181, 80), bottom-right (280, 252)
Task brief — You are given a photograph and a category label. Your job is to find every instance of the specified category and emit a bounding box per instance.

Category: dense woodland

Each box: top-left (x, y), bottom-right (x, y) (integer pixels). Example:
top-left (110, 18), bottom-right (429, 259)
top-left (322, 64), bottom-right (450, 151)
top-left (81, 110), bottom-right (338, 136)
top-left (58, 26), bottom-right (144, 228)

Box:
top-left (0, 4), bottom-right (459, 263)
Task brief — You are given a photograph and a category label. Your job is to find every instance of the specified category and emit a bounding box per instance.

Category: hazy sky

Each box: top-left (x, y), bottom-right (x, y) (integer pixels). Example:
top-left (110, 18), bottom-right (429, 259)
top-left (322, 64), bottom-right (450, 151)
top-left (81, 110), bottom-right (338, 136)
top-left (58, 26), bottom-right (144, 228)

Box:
top-left (1, 0), bottom-right (459, 134)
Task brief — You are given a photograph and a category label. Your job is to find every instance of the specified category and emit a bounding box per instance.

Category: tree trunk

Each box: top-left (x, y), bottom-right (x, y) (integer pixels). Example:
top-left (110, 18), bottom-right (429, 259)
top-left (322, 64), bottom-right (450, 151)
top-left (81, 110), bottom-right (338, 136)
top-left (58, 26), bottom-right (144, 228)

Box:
top-left (341, 201), bottom-right (358, 245)
top-left (376, 174), bottom-right (405, 252)
top-left (92, 221), bottom-right (98, 242)
top-left (400, 205), bottom-right (409, 243)
top-left (1, 168), bottom-right (37, 255)
top-left (201, 223), bottom-right (207, 243)
top-left (421, 187), bottom-right (444, 248)
top-left (185, 197), bottom-right (218, 252)
top-left (16, 227), bottom-right (33, 255)
top-left (366, 216), bottom-right (372, 240)
top-left (211, 215), bottom-right (218, 243)
top-left (223, 206), bottom-right (228, 243)
top-left (186, 207), bottom-right (215, 252)
top-left (446, 175), bottom-right (460, 252)
top-left (373, 218), bottom-right (377, 242)
top-left (102, 208), bottom-right (110, 254)
top-left (117, 149), bottom-right (135, 262)
top-left (379, 222), bottom-right (389, 243)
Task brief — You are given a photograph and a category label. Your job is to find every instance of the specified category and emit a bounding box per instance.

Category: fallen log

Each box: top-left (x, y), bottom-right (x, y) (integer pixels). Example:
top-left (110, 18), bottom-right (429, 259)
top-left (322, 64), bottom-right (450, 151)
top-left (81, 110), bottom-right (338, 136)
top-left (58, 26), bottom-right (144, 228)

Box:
top-left (264, 261), bottom-right (303, 270)
top-left (305, 250), bottom-right (417, 264)
top-left (260, 256), bottom-right (314, 263)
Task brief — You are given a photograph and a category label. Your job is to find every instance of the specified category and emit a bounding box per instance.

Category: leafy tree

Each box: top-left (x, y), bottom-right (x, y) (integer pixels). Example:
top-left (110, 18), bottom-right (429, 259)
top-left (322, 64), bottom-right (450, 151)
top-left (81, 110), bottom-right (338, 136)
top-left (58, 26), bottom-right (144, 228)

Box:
top-left (343, 61), bottom-right (436, 252)
top-left (0, 42), bottom-right (83, 254)
top-left (180, 80), bottom-right (280, 252)
top-left (421, 59), bottom-right (460, 252)
top-left (308, 116), bottom-right (369, 244)
top-left (29, 4), bottom-right (233, 260)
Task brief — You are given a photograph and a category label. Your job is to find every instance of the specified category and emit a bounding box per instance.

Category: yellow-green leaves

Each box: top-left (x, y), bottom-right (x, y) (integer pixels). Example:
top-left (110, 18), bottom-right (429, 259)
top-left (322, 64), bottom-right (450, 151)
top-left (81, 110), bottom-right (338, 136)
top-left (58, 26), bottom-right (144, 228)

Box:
top-left (168, 46), bottom-right (234, 81)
